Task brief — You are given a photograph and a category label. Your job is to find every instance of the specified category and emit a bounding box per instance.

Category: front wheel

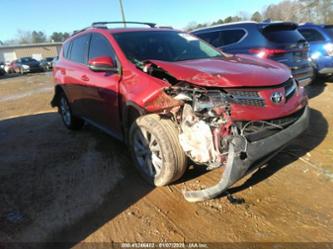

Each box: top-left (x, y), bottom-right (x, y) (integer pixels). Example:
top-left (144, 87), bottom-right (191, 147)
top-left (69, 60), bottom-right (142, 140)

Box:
top-left (129, 114), bottom-right (187, 186)
top-left (58, 93), bottom-right (84, 130)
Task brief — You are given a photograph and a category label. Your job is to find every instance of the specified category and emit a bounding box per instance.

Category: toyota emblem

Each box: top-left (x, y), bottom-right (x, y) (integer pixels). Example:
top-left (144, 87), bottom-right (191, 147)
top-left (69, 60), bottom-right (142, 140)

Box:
top-left (271, 92), bottom-right (283, 104)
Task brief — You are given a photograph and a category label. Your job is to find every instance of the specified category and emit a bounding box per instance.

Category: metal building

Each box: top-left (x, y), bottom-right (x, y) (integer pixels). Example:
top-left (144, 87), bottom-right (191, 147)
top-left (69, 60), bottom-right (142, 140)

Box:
top-left (0, 42), bottom-right (62, 63)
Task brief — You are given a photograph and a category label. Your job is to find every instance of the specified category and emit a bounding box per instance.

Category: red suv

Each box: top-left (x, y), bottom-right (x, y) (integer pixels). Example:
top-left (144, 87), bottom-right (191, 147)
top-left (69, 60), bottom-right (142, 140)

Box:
top-left (52, 22), bottom-right (309, 202)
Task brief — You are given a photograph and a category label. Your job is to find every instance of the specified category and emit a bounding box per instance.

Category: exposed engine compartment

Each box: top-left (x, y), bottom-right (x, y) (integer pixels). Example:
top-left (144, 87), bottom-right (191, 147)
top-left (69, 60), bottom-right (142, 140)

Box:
top-left (165, 83), bottom-right (235, 169)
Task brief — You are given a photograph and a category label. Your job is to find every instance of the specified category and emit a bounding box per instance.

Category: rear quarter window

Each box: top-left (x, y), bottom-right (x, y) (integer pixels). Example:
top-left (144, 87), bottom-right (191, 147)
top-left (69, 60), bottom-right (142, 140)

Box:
top-left (299, 29), bottom-right (325, 42)
top-left (197, 29), bottom-right (246, 47)
top-left (62, 42), bottom-right (70, 59)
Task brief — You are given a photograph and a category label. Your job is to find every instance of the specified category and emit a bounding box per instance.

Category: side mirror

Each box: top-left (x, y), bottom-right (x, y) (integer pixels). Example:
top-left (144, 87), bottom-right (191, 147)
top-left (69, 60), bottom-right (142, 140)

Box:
top-left (88, 56), bottom-right (117, 72)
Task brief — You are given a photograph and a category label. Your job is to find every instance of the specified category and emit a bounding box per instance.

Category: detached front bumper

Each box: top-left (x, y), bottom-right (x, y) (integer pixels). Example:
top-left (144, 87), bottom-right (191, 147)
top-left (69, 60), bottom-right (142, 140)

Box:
top-left (183, 107), bottom-right (310, 202)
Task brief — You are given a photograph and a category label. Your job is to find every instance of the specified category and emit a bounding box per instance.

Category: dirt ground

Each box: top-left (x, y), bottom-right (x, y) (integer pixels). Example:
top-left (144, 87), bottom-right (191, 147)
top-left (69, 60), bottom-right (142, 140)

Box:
top-left (0, 73), bottom-right (332, 247)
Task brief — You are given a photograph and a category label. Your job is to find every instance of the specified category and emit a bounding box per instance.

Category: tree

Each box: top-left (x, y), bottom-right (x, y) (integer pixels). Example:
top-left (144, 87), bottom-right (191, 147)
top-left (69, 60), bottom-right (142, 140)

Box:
top-left (16, 30), bottom-right (33, 44)
top-left (184, 21), bottom-right (210, 31)
top-left (63, 32), bottom-right (70, 41)
top-left (212, 19), bottom-right (224, 26)
top-left (262, 0), bottom-right (333, 23)
top-left (251, 11), bottom-right (263, 22)
top-left (32, 31), bottom-right (47, 43)
top-left (224, 16), bottom-right (234, 23)
top-left (50, 32), bottom-right (70, 42)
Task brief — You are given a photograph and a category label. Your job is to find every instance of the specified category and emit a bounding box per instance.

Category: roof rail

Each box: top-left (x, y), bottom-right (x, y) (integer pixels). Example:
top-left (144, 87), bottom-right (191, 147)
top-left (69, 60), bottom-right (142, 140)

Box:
top-left (71, 21), bottom-right (158, 37)
top-left (91, 21), bottom-right (157, 28)
top-left (157, 26), bottom-right (173, 29)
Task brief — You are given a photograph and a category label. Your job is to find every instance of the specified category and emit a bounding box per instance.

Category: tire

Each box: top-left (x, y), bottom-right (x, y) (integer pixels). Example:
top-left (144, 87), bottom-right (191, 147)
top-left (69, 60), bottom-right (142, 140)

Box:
top-left (129, 114), bottom-right (187, 186)
top-left (58, 93), bottom-right (84, 130)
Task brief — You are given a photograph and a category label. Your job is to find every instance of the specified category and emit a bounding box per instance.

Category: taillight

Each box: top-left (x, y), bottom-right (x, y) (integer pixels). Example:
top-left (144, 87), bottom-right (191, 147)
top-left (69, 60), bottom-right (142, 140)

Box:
top-left (249, 48), bottom-right (287, 58)
top-left (324, 43), bottom-right (333, 56)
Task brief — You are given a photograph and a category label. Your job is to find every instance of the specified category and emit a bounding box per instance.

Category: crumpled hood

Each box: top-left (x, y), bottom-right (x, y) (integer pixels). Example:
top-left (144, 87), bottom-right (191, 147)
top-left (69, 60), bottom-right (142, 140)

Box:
top-left (149, 54), bottom-right (291, 88)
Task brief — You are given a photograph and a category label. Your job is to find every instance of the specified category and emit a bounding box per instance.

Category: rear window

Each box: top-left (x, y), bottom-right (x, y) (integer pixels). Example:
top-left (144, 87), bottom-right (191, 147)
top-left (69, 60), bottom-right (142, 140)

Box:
top-left (299, 28), bottom-right (325, 42)
top-left (196, 29), bottom-right (246, 47)
top-left (324, 27), bottom-right (333, 39)
top-left (263, 26), bottom-right (305, 43)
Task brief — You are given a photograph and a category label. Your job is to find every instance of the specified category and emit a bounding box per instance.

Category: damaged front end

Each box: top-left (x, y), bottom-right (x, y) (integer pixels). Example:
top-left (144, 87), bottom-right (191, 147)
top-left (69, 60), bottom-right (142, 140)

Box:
top-left (166, 83), bottom-right (309, 202)
top-left (141, 62), bottom-right (310, 202)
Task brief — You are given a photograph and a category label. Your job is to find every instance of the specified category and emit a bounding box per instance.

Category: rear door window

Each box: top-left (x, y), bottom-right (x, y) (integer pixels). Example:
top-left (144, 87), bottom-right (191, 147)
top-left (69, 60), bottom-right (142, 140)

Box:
top-left (69, 34), bottom-right (90, 64)
top-left (197, 29), bottom-right (246, 47)
top-left (88, 33), bottom-right (116, 62)
top-left (298, 29), bottom-right (325, 42)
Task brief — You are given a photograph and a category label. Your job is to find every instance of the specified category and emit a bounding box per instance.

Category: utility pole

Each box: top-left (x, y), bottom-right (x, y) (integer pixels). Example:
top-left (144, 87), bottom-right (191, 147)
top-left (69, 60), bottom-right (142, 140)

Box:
top-left (119, 0), bottom-right (126, 27)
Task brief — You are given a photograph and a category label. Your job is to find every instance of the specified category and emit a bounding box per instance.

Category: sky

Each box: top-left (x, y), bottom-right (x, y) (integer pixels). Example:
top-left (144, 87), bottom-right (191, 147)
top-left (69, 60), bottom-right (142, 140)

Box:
top-left (0, 0), bottom-right (281, 42)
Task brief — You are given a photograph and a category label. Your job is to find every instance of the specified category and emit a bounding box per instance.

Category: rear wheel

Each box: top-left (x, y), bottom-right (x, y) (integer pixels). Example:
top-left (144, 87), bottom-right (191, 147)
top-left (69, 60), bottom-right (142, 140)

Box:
top-left (58, 93), bottom-right (84, 130)
top-left (129, 114), bottom-right (187, 186)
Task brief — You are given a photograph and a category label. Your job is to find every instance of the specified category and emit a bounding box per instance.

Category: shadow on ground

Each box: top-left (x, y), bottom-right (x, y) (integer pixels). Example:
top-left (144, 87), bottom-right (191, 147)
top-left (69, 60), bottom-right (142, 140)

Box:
top-left (0, 103), bottom-right (329, 246)
top-left (306, 76), bottom-right (333, 99)
top-left (0, 112), bottom-right (153, 246)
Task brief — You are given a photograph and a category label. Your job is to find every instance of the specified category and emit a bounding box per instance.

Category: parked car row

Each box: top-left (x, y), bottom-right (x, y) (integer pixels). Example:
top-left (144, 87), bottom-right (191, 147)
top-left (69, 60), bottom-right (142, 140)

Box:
top-left (298, 23), bottom-right (333, 77)
top-left (0, 56), bottom-right (57, 76)
top-left (192, 21), bottom-right (333, 85)
top-left (0, 62), bottom-right (6, 76)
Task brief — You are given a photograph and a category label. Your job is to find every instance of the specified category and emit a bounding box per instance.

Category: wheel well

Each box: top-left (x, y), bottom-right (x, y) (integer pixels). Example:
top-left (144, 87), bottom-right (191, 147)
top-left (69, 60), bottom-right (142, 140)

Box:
top-left (123, 105), bottom-right (142, 143)
top-left (126, 106), bottom-right (141, 129)
top-left (50, 85), bottom-right (64, 107)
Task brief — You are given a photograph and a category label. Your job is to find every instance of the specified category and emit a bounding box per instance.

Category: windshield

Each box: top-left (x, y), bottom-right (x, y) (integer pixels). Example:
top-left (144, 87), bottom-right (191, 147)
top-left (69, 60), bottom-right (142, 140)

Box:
top-left (113, 31), bottom-right (222, 66)
top-left (324, 27), bottom-right (333, 39)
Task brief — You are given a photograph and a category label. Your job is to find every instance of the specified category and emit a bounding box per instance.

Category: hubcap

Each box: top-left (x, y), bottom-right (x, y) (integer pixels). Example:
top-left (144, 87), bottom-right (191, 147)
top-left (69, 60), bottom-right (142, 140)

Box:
top-left (133, 127), bottom-right (163, 177)
top-left (60, 97), bottom-right (71, 126)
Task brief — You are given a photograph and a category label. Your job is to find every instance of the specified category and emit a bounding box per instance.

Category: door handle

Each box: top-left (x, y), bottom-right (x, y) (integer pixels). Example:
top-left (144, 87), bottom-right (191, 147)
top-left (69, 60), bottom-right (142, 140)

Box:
top-left (81, 75), bottom-right (90, 81)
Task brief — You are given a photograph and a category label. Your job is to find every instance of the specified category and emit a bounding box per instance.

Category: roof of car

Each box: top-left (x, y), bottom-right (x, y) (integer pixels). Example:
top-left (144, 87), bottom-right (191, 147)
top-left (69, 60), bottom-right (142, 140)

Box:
top-left (108, 27), bottom-right (179, 34)
top-left (192, 20), bottom-right (298, 33)
top-left (192, 21), bottom-right (260, 33)
top-left (299, 22), bottom-right (333, 28)
top-left (70, 22), bottom-right (179, 38)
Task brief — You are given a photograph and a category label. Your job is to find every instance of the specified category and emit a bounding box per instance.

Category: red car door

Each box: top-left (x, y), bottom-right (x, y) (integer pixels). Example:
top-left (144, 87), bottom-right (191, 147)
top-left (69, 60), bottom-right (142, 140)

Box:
top-left (82, 32), bottom-right (122, 139)
top-left (62, 33), bottom-right (91, 118)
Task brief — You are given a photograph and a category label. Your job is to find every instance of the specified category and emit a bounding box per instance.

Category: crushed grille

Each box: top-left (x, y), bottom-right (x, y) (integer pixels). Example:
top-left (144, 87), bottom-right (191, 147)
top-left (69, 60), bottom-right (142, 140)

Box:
top-left (227, 90), bottom-right (265, 107)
